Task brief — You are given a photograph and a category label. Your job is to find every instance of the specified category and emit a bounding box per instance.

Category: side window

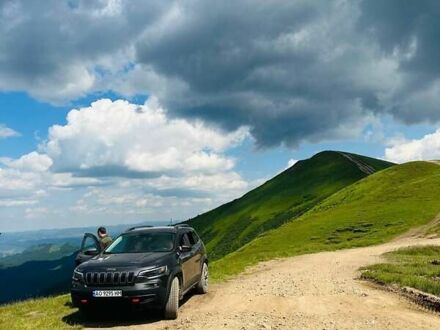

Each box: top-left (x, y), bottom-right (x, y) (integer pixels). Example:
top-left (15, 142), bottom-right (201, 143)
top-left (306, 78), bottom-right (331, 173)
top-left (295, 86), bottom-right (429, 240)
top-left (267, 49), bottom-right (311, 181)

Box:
top-left (187, 231), bottom-right (199, 245)
top-left (192, 231), bottom-right (200, 243)
top-left (81, 234), bottom-right (100, 252)
top-left (180, 233), bottom-right (191, 247)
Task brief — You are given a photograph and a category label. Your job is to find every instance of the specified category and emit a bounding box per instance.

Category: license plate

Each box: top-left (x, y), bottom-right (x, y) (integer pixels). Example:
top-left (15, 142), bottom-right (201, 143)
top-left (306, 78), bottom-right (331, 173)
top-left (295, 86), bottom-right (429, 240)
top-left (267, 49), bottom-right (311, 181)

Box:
top-left (93, 290), bottom-right (122, 298)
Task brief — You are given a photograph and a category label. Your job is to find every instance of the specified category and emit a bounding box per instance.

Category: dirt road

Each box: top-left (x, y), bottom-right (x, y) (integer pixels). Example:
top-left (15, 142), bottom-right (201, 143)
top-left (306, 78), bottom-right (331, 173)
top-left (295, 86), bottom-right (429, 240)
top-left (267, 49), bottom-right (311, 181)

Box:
top-left (96, 237), bottom-right (440, 330)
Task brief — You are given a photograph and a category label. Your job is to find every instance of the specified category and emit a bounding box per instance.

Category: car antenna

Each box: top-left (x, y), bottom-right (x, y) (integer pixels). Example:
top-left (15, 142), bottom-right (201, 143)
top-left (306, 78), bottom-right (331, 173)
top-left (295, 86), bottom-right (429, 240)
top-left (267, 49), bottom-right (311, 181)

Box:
top-left (169, 218), bottom-right (173, 226)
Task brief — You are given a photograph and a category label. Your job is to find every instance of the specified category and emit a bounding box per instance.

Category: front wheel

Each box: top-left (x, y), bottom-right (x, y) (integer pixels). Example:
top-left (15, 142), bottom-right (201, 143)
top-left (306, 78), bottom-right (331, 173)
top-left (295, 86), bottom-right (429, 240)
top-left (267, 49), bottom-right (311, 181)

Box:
top-left (164, 277), bottom-right (179, 319)
top-left (196, 262), bottom-right (209, 294)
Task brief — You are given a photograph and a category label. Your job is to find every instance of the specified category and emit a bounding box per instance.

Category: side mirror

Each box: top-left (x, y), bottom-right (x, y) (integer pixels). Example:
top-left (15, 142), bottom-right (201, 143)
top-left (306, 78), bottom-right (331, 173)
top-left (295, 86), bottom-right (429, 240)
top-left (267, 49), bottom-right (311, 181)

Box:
top-left (84, 247), bottom-right (99, 256)
top-left (180, 245), bottom-right (192, 252)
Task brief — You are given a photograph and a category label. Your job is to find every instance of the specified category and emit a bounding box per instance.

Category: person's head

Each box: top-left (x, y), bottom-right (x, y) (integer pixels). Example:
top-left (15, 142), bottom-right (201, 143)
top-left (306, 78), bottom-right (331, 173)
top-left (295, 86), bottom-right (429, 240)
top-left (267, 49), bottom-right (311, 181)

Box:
top-left (97, 226), bottom-right (107, 238)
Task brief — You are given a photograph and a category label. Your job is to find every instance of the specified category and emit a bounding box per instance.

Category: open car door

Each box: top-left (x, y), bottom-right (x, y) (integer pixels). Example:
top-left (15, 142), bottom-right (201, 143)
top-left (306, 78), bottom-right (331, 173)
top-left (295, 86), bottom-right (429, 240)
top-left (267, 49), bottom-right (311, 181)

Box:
top-left (75, 233), bottom-right (101, 266)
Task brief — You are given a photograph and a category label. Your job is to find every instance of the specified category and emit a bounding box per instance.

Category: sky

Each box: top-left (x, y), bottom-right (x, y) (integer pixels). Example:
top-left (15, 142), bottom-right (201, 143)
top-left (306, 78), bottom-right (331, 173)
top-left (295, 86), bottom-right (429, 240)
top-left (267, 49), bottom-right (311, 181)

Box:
top-left (0, 0), bottom-right (439, 232)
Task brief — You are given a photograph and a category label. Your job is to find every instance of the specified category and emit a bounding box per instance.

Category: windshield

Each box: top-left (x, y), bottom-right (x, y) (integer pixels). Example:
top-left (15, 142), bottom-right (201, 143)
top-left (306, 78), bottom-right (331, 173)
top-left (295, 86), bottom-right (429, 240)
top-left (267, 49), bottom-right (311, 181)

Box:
top-left (105, 232), bottom-right (175, 254)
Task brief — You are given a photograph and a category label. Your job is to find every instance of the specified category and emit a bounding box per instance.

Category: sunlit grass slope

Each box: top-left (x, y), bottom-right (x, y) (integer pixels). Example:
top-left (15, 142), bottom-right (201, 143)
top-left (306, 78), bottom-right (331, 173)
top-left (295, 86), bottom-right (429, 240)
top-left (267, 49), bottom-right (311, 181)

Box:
top-left (360, 245), bottom-right (440, 296)
top-left (187, 151), bottom-right (393, 260)
top-left (211, 161), bottom-right (440, 280)
top-left (0, 295), bottom-right (79, 330)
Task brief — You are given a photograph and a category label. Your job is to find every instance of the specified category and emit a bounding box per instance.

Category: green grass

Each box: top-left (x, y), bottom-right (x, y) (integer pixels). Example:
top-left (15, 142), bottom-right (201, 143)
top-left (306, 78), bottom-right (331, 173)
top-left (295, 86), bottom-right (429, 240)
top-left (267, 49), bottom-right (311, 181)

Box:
top-left (187, 151), bottom-right (393, 260)
top-left (360, 245), bottom-right (440, 296)
top-left (0, 295), bottom-right (79, 330)
top-left (210, 161), bottom-right (440, 280)
top-left (425, 221), bottom-right (440, 237)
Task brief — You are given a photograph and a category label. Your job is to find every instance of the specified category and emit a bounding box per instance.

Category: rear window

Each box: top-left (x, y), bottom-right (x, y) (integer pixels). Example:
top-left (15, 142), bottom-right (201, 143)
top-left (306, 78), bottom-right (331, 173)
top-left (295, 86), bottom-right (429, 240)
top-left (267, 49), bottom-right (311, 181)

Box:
top-left (105, 232), bottom-right (175, 254)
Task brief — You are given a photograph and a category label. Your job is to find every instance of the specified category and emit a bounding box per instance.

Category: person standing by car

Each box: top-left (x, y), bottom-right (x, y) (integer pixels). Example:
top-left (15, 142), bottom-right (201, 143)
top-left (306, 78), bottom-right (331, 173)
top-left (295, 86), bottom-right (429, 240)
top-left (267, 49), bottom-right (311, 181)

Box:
top-left (97, 226), bottom-right (112, 250)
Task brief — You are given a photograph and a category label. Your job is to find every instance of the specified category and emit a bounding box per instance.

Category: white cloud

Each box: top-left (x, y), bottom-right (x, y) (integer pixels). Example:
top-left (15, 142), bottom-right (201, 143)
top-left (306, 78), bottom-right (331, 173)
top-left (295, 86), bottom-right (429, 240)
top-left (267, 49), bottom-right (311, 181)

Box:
top-left (4, 152), bottom-right (53, 172)
top-left (0, 97), bottom-right (253, 230)
top-left (287, 159), bottom-right (298, 168)
top-left (25, 207), bottom-right (49, 219)
top-left (0, 124), bottom-right (19, 138)
top-left (0, 153), bottom-right (55, 208)
top-left (49, 173), bottom-right (104, 189)
top-left (0, 199), bottom-right (38, 207)
top-left (146, 171), bottom-right (248, 197)
top-left (0, 166), bottom-right (46, 207)
top-left (0, 168), bottom-right (41, 194)
top-left (385, 129), bottom-right (440, 163)
top-left (44, 98), bottom-right (248, 176)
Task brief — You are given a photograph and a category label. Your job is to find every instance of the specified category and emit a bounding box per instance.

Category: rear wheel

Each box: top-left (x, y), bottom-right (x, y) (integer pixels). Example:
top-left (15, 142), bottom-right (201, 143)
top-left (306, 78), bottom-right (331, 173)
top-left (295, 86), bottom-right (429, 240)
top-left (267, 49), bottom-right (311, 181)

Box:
top-left (196, 262), bottom-right (209, 294)
top-left (164, 277), bottom-right (179, 319)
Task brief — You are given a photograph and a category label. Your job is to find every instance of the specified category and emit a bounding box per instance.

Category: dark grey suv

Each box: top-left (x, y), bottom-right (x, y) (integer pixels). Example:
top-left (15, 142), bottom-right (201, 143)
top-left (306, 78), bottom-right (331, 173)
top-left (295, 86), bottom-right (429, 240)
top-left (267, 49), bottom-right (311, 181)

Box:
top-left (71, 224), bottom-right (208, 319)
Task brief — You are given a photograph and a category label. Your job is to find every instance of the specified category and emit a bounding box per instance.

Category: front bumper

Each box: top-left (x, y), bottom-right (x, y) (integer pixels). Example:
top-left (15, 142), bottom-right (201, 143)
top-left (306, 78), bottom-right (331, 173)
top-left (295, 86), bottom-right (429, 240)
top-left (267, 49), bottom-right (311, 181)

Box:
top-left (71, 278), bottom-right (168, 309)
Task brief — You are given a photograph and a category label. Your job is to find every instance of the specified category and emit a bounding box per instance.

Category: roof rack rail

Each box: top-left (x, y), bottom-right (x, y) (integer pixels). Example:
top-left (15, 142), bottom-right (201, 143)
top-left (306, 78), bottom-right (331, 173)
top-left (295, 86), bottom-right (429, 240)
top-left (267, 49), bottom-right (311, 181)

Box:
top-left (173, 223), bottom-right (190, 228)
top-left (125, 225), bottom-right (154, 232)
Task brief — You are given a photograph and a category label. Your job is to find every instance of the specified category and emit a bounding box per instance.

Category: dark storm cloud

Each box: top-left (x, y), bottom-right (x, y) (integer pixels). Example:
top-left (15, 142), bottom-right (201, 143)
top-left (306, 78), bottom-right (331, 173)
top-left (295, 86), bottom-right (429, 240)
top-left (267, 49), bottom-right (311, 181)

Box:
top-left (1, 0), bottom-right (440, 147)
top-left (359, 0), bottom-right (440, 76)
top-left (0, 0), bottom-right (169, 101)
top-left (134, 0), bottom-right (389, 147)
top-left (136, 1), bottom-right (317, 94)
top-left (358, 0), bottom-right (440, 124)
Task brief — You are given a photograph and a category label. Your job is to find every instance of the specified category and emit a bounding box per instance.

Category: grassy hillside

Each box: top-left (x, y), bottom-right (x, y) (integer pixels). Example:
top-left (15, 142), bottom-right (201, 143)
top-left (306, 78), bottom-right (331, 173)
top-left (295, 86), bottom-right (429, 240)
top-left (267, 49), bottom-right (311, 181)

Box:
top-left (0, 295), bottom-right (79, 330)
top-left (360, 245), bottom-right (440, 296)
top-left (0, 253), bottom-right (76, 304)
top-left (187, 151), bottom-right (393, 259)
top-left (211, 161), bottom-right (440, 280)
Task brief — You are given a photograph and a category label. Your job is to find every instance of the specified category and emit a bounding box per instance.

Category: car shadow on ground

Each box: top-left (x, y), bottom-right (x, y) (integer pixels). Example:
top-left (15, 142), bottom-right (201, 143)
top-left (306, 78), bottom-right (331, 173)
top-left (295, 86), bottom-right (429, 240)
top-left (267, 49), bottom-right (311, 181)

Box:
top-left (62, 293), bottom-right (194, 328)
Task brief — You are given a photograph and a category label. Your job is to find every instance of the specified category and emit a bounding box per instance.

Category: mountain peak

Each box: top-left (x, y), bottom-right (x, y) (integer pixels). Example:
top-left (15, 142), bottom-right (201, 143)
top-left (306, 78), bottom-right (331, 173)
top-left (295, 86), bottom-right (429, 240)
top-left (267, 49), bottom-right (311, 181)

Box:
top-left (188, 151), bottom-right (394, 259)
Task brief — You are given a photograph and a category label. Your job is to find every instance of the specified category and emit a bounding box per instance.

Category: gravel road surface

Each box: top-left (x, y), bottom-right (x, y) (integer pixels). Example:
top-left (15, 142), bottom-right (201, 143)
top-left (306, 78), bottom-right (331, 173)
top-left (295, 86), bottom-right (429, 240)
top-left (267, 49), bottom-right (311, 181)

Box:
top-left (88, 237), bottom-right (440, 330)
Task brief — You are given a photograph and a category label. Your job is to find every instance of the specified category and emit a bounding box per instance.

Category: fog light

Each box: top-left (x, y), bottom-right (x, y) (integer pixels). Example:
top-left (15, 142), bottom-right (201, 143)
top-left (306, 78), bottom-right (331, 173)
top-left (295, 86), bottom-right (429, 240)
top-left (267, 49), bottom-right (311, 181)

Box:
top-left (132, 298), bottom-right (140, 304)
top-left (80, 299), bottom-right (88, 304)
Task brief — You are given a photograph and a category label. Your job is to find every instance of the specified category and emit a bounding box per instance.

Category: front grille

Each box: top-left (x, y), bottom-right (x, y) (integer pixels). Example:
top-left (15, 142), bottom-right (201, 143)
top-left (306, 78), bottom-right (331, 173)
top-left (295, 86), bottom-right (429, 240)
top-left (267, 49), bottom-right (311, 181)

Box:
top-left (85, 271), bottom-right (136, 286)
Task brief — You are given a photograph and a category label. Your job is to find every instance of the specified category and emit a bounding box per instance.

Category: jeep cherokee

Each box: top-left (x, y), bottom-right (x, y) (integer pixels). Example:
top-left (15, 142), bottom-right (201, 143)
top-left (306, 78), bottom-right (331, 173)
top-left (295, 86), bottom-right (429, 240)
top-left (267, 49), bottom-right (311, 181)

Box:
top-left (71, 224), bottom-right (208, 319)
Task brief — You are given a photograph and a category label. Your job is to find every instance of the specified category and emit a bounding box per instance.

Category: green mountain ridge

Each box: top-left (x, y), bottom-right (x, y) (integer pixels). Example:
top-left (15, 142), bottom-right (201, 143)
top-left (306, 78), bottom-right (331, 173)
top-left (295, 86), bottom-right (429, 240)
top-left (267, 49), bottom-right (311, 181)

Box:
top-left (211, 161), bottom-right (440, 280)
top-left (186, 150), bottom-right (394, 260)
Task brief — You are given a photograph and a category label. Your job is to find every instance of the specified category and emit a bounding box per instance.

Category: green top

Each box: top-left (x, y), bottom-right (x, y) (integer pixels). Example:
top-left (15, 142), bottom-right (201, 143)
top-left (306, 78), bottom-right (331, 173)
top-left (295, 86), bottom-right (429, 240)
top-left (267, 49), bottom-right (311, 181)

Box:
top-left (99, 236), bottom-right (113, 250)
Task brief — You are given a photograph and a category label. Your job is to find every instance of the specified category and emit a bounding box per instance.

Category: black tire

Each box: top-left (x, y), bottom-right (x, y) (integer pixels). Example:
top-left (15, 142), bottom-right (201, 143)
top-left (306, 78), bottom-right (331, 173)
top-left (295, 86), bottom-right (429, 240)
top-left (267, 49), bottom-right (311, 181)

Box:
top-left (164, 277), bottom-right (179, 319)
top-left (196, 262), bottom-right (209, 294)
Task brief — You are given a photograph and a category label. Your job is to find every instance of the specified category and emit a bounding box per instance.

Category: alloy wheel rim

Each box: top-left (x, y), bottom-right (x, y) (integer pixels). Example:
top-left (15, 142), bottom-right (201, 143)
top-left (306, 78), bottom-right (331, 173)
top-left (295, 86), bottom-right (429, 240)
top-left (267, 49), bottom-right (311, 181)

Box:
top-left (203, 265), bottom-right (209, 289)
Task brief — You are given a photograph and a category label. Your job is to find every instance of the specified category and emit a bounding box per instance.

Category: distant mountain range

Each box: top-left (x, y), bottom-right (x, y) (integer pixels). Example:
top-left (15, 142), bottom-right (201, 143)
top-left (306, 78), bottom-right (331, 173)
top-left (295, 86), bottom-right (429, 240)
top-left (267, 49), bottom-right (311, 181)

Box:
top-left (0, 243), bottom-right (77, 269)
top-left (0, 221), bottom-right (169, 257)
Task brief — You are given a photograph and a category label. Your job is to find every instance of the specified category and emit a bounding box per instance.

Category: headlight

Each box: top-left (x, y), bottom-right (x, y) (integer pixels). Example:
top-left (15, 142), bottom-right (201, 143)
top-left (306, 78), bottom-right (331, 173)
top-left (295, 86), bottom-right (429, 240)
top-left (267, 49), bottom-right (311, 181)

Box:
top-left (137, 266), bottom-right (168, 279)
top-left (72, 268), bottom-right (84, 281)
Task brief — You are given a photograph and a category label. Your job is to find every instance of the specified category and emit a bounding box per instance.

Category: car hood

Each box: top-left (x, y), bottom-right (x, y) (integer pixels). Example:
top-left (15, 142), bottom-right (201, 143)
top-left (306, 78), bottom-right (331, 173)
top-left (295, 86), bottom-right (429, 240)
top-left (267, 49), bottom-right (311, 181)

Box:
top-left (78, 252), bottom-right (173, 271)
